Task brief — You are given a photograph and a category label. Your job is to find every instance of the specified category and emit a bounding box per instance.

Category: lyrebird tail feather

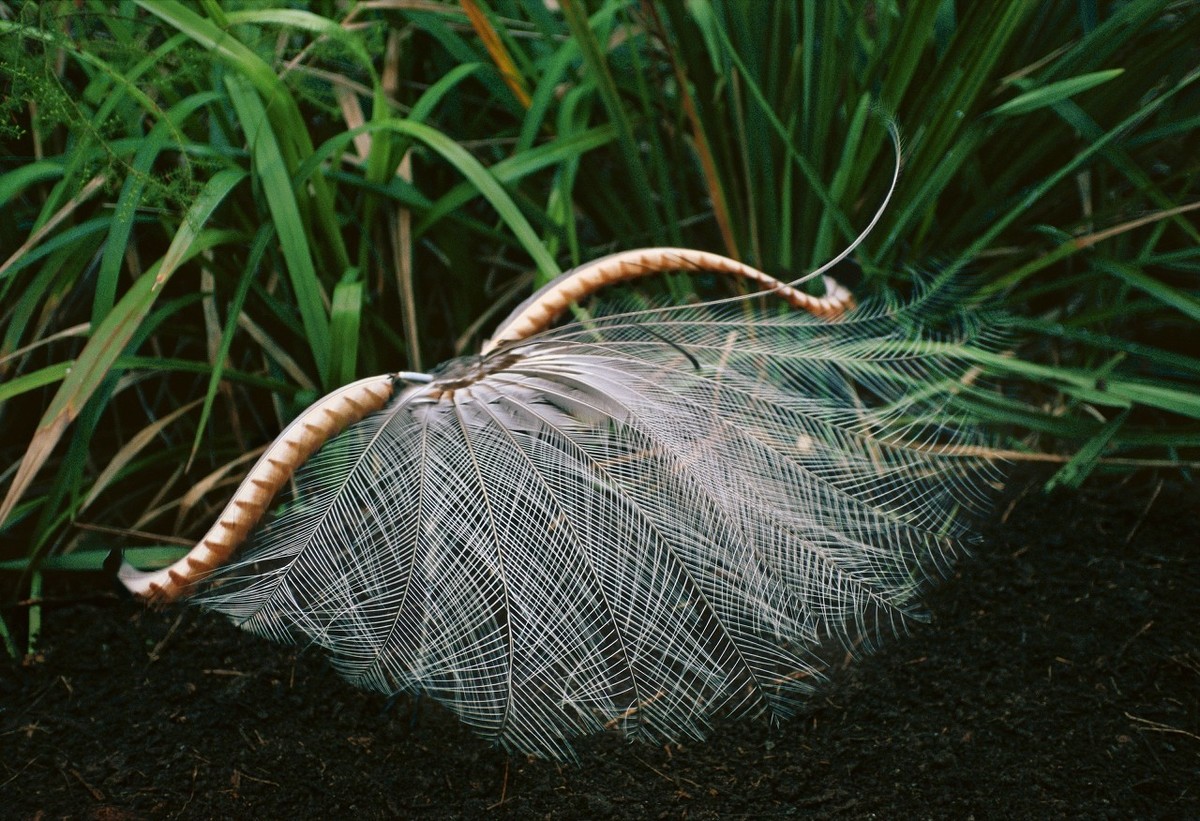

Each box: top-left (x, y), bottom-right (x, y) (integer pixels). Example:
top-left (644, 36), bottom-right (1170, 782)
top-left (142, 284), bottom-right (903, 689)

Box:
top-left (127, 274), bottom-right (1001, 759)
top-left (117, 121), bottom-right (1004, 758)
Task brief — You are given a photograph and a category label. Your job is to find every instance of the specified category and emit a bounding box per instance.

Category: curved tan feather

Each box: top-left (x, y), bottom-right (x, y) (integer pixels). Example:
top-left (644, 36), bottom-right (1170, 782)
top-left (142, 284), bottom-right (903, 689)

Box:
top-left (481, 121), bottom-right (903, 356)
top-left (119, 374), bottom-right (397, 603)
top-left (481, 250), bottom-right (854, 355)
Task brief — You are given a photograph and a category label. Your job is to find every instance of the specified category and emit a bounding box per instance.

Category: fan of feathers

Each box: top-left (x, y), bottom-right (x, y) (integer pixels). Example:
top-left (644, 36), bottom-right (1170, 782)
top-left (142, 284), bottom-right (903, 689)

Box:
top-left (119, 244), bottom-right (1004, 759)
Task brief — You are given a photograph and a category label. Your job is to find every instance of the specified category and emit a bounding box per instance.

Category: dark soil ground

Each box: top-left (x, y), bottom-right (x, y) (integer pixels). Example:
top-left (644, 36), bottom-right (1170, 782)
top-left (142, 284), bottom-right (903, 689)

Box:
top-left (2, 469), bottom-right (1197, 819)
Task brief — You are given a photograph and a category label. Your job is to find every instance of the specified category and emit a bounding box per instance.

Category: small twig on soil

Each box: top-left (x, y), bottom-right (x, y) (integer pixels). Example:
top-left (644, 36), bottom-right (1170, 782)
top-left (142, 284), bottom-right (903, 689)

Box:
top-left (1125, 712), bottom-right (1200, 743)
top-left (1001, 477), bottom-right (1039, 525)
top-left (177, 764), bottom-right (198, 819)
top-left (232, 768), bottom-right (281, 788)
top-left (1125, 479), bottom-right (1163, 544)
top-left (632, 754), bottom-right (711, 796)
top-left (148, 613), bottom-right (187, 663)
top-left (1170, 653), bottom-right (1200, 677)
top-left (68, 767), bottom-right (105, 802)
top-left (0, 756), bottom-right (37, 792)
top-left (486, 758), bottom-right (510, 810)
top-left (1113, 621), bottom-right (1153, 663)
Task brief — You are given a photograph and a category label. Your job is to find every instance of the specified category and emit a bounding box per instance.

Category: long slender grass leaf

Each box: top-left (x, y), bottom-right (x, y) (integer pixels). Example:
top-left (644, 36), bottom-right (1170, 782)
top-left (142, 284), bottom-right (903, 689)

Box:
top-left (1044, 409), bottom-right (1130, 491)
top-left (0, 169), bottom-right (246, 530)
top-left (225, 74), bottom-right (331, 386)
top-left (989, 69), bottom-right (1125, 117)
top-left (329, 275), bottom-right (364, 387)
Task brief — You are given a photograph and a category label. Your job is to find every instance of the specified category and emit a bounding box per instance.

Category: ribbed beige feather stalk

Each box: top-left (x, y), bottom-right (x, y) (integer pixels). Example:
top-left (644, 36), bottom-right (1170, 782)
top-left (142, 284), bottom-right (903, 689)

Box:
top-left (119, 375), bottom-right (396, 602)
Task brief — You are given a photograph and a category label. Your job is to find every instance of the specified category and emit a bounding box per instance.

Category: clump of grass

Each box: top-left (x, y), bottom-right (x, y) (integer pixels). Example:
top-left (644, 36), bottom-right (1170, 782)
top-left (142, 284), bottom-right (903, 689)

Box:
top-left (0, 0), bottom-right (1197, 656)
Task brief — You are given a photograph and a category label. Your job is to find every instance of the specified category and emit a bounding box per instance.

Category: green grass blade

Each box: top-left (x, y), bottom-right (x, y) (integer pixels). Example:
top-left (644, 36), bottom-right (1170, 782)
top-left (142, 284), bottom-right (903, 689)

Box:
top-left (559, 0), bottom-right (659, 236)
top-left (695, 1), bottom-right (852, 251)
top-left (0, 362), bottom-right (73, 403)
top-left (27, 571), bottom-right (42, 656)
top-left (376, 119), bottom-right (560, 280)
top-left (414, 123), bottom-right (618, 238)
top-left (0, 217), bottom-right (112, 283)
top-left (1044, 409), bottom-right (1130, 492)
top-left (223, 8), bottom-right (377, 77)
top-left (189, 224), bottom-right (274, 462)
top-left (78, 399), bottom-right (203, 515)
top-left (0, 161), bottom-right (65, 207)
top-left (135, 0), bottom-right (350, 273)
top-left (946, 65), bottom-right (1200, 276)
top-left (989, 69), bottom-right (1124, 117)
top-left (0, 612), bottom-right (17, 660)
top-left (225, 74), bottom-right (331, 387)
top-left (330, 275), bottom-right (364, 387)
top-left (0, 547), bottom-right (189, 572)
top-left (0, 168), bottom-right (246, 530)
top-left (93, 90), bottom-right (221, 327)
top-left (1091, 258), bottom-right (1200, 324)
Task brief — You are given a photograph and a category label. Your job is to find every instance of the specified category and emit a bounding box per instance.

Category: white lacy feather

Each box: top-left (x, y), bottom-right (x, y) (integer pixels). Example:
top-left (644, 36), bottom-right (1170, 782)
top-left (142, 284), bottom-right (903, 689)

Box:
top-left (199, 284), bottom-right (1003, 758)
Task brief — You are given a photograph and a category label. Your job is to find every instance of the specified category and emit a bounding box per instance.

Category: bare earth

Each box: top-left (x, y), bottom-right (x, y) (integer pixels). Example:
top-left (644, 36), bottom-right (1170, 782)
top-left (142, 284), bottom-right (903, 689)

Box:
top-left (3, 470), bottom-right (1197, 819)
